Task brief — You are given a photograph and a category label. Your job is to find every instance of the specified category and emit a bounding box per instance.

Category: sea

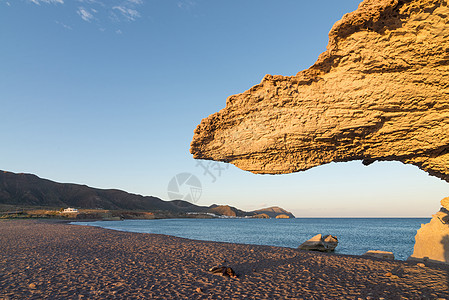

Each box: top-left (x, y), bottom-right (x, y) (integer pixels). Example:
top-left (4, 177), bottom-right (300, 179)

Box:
top-left (73, 218), bottom-right (429, 261)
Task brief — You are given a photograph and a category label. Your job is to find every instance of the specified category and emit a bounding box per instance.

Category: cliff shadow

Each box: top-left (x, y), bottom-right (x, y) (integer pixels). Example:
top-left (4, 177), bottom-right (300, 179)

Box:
top-left (442, 234), bottom-right (449, 286)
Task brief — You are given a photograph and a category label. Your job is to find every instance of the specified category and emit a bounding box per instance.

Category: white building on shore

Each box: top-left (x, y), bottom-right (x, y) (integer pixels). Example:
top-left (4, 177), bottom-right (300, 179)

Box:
top-left (61, 208), bottom-right (79, 213)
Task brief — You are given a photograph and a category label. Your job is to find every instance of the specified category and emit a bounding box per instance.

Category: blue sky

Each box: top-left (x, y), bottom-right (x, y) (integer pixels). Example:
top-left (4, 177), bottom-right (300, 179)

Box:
top-left (1, 0), bottom-right (447, 217)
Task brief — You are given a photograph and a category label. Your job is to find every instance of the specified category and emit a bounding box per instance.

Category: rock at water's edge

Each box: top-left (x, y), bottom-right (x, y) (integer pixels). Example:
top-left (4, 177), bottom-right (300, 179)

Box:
top-left (298, 234), bottom-right (338, 252)
top-left (409, 203), bottom-right (449, 264)
top-left (275, 214), bottom-right (290, 219)
top-left (363, 250), bottom-right (394, 260)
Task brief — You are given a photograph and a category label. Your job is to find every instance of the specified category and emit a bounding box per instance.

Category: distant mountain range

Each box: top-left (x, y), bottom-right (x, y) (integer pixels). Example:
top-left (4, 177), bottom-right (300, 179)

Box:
top-left (0, 170), bottom-right (294, 218)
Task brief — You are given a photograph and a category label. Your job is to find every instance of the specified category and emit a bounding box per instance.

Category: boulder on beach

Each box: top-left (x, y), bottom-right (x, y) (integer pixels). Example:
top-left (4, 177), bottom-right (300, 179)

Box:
top-left (298, 234), bottom-right (338, 252)
top-left (363, 250), bottom-right (394, 260)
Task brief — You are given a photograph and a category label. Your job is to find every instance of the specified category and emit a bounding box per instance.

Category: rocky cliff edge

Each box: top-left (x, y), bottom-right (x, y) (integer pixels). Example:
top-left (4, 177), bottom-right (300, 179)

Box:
top-left (191, 0), bottom-right (449, 182)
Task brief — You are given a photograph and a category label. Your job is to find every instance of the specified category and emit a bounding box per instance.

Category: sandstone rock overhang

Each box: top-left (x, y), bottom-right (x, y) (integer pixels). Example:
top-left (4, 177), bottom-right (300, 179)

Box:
top-left (191, 0), bottom-right (449, 182)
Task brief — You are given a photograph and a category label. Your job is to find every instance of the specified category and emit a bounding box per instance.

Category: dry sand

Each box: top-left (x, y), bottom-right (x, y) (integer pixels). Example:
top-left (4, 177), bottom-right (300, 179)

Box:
top-left (0, 220), bottom-right (448, 299)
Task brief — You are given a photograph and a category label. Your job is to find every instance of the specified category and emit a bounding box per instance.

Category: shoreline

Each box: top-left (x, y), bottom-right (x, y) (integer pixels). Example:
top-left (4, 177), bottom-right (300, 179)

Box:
top-left (1, 219), bottom-right (448, 299)
top-left (71, 217), bottom-right (427, 262)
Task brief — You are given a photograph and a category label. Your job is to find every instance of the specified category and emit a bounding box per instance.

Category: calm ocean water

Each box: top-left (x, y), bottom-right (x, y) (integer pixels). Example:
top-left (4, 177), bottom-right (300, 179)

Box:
top-left (74, 218), bottom-right (429, 260)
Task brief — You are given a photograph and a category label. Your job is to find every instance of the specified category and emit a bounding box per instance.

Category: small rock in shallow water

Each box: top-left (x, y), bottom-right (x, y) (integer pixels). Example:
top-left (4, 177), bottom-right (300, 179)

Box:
top-left (195, 288), bottom-right (203, 293)
top-left (417, 263), bottom-right (426, 267)
top-left (28, 283), bottom-right (36, 289)
top-left (384, 272), bottom-right (392, 277)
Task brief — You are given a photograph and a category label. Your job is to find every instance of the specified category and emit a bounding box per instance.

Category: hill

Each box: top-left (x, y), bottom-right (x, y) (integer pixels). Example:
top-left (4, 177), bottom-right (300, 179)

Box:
top-left (0, 170), bottom-right (293, 219)
top-left (253, 206), bottom-right (295, 218)
top-left (0, 170), bottom-right (187, 212)
top-left (209, 205), bottom-right (253, 217)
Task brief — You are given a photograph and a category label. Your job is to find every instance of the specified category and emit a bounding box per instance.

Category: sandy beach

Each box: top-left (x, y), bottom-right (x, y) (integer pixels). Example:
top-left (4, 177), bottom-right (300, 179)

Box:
top-left (0, 220), bottom-right (448, 299)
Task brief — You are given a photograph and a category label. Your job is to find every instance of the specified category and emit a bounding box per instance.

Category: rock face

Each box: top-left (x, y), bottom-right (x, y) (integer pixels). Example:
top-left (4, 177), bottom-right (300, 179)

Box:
top-left (363, 250), bottom-right (395, 260)
top-left (275, 214), bottom-right (290, 219)
top-left (209, 205), bottom-right (245, 217)
top-left (409, 197), bottom-right (449, 264)
top-left (298, 234), bottom-right (338, 252)
top-left (252, 213), bottom-right (270, 219)
top-left (441, 197), bottom-right (449, 210)
top-left (190, 0), bottom-right (449, 182)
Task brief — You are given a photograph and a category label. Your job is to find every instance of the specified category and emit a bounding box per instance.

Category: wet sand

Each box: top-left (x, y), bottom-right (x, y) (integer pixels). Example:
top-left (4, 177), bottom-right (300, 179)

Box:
top-left (0, 219), bottom-right (448, 299)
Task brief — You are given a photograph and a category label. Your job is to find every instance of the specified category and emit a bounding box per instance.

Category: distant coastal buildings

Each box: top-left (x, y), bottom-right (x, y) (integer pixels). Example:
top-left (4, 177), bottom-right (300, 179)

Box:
top-left (61, 208), bottom-right (79, 214)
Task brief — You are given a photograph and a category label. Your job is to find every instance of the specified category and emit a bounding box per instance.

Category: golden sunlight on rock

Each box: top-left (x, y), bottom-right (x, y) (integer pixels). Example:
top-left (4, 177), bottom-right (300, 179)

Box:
top-left (191, 0), bottom-right (449, 182)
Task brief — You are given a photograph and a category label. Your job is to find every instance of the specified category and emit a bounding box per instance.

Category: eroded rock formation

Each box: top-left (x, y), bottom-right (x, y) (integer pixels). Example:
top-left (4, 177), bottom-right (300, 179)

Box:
top-left (190, 0), bottom-right (449, 182)
top-left (409, 197), bottom-right (449, 264)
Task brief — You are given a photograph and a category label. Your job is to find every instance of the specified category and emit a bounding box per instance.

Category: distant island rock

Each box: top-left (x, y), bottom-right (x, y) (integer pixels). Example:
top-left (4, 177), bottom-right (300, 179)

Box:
top-left (0, 170), bottom-right (294, 219)
top-left (253, 207), bottom-right (295, 219)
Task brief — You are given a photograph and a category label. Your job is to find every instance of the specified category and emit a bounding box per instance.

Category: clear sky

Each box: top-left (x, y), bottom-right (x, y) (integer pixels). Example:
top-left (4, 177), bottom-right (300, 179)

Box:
top-left (1, 0), bottom-right (447, 217)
